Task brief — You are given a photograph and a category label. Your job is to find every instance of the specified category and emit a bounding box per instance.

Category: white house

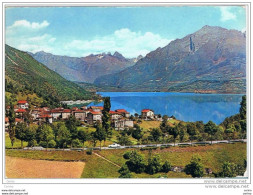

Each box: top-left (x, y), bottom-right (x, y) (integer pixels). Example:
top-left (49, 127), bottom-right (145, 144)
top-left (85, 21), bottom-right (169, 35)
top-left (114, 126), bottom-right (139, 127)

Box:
top-left (17, 100), bottom-right (29, 109)
top-left (141, 109), bottom-right (155, 119)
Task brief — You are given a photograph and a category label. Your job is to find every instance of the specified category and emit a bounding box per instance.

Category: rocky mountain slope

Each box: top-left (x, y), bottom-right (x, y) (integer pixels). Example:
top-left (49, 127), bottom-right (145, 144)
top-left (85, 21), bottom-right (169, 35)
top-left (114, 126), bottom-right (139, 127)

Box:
top-left (31, 51), bottom-right (140, 83)
top-left (94, 26), bottom-right (246, 93)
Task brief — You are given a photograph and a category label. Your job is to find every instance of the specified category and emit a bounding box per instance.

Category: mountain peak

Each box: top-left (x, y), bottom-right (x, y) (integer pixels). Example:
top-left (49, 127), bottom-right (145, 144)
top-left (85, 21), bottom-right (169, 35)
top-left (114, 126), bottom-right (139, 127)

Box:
top-left (113, 51), bottom-right (125, 59)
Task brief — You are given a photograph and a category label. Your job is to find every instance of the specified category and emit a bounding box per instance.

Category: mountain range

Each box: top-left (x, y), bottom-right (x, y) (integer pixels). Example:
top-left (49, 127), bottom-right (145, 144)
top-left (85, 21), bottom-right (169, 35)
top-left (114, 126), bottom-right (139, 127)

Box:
top-left (94, 25), bottom-right (246, 93)
top-left (30, 51), bottom-right (142, 83)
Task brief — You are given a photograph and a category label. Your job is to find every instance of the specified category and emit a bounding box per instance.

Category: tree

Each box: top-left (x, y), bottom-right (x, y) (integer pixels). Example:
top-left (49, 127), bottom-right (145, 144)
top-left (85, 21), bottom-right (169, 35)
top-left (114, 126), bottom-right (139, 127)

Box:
top-left (150, 128), bottom-right (162, 145)
top-left (240, 95), bottom-right (246, 120)
top-left (56, 123), bottom-right (71, 148)
top-left (162, 161), bottom-right (172, 173)
top-left (118, 164), bottom-right (132, 178)
top-left (177, 122), bottom-right (187, 142)
top-left (94, 121), bottom-right (106, 150)
top-left (217, 162), bottom-right (237, 178)
top-left (132, 124), bottom-right (143, 143)
top-left (15, 122), bottom-right (27, 148)
top-left (160, 115), bottom-right (168, 133)
top-left (168, 126), bottom-right (179, 146)
top-left (102, 97), bottom-right (111, 137)
top-left (78, 128), bottom-right (89, 149)
top-left (7, 102), bottom-right (16, 148)
top-left (117, 134), bottom-right (132, 146)
top-left (37, 124), bottom-right (55, 149)
top-left (65, 115), bottom-right (78, 147)
top-left (204, 121), bottom-right (218, 144)
top-left (225, 124), bottom-right (236, 141)
top-left (185, 154), bottom-right (204, 178)
top-left (146, 155), bottom-right (162, 175)
top-left (25, 124), bottom-right (37, 147)
top-left (187, 122), bottom-right (198, 144)
top-left (125, 151), bottom-right (146, 173)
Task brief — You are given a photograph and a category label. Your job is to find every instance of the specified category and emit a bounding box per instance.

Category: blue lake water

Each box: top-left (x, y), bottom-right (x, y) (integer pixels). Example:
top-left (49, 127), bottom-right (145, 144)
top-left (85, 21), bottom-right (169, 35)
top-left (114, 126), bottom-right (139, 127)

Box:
top-left (88, 92), bottom-right (244, 124)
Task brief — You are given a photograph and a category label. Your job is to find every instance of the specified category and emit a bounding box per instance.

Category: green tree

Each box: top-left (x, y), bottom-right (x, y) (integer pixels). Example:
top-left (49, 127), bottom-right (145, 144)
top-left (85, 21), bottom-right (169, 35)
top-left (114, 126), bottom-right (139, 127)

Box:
top-left (240, 95), bottom-right (246, 120)
top-left (15, 122), bottom-right (27, 148)
top-left (56, 123), bottom-right (71, 148)
top-left (162, 161), bottom-right (172, 173)
top-left (37, 124), bottom-right (55, 149)
top-left (218, 162), bottom-right (237, 178)
top-left (102, 97), bottom-right (111, 137)
top-left (150, 128), bottom-right (162, 145)
top-left (168, 126), bottom-right (179, 146)
top-left (118, 164), bottom-right (132, 178)
top-left (178, 122), bottom-right (187, 142)
top-left (65, 115), bottom-right (78, 147)
top-left (117, 134), bottom-right (132, 146)
top-left (94, 121), bottom-right (106, 150)
top-left (204, 121), bottom-right (218, 144)
top-left (146, 155), bottom-right (162, 175)
top-left (125, 151), bottom-right (146, 173)
top-left (25, 124), bottom-right (37, 147)
top-left (132, 124), bottom-right (143, 143)
top-left (225, 124), bottom-right (236, 141)
top-left (78, 128), bottom-right (89, 149)
top-left (7, 102), bottom-right (16, 148)
top-left (185, 154), bottom-right (204, 178)
top-left (187, 122), bottom-right (198, 144)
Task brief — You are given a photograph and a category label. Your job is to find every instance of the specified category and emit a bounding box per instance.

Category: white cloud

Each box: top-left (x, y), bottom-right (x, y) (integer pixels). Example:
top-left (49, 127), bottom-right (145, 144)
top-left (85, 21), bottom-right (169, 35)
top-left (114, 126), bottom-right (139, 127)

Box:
top-left (219, 7), bottom-right (237, 22)
top-left (7, 20), bottom-right (49, 30)
top-left (65, 28), bottom-right (171, 58)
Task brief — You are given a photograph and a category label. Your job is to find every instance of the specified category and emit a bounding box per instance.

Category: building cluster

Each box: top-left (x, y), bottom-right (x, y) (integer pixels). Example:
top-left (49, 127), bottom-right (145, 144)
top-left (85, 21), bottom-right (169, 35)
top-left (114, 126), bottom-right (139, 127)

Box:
top-left (5, 100), bottom-right (160, 131)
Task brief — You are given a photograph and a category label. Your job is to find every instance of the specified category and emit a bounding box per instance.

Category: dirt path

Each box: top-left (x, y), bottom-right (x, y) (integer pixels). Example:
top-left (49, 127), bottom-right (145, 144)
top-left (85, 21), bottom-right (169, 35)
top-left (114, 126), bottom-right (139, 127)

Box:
top-left (93, 153), bottom-right (120, 167)
top-left (5, 156), bottom-right (85, 178)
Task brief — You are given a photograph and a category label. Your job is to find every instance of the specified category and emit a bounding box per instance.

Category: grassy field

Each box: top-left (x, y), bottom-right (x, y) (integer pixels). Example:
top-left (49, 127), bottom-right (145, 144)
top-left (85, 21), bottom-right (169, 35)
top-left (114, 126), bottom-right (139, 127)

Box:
top-left (5, 133), bottom-right (28, 149)
top-left (5, 142), bottom-right (246, 178)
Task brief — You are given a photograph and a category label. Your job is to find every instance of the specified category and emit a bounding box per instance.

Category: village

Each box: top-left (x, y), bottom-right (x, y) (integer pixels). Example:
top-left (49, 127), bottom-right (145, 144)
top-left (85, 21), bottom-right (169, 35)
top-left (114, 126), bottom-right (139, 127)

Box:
top-left (5, 100), bottom-right (162, 131)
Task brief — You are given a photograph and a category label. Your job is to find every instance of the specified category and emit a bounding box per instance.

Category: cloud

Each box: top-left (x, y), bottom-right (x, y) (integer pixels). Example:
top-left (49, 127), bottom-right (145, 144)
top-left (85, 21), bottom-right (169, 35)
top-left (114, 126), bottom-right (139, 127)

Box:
top-left (7, 20), bottom-right (49, 30)
top-left (219, 7), bottom-right (237, 22)
top-left (65, 28), bottom-right (171, 58)
top-left (6, 20), bottom-right (170, 58)
top-left (6, 20), bottom-right (56, 53)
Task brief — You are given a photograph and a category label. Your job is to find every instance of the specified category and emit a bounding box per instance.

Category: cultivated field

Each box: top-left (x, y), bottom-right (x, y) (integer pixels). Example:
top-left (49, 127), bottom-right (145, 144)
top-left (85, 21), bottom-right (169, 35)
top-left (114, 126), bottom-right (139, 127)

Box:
top-left (5, 156), bottom-right (85, 178)
top-left (5, 142), bottom-right (246, 178)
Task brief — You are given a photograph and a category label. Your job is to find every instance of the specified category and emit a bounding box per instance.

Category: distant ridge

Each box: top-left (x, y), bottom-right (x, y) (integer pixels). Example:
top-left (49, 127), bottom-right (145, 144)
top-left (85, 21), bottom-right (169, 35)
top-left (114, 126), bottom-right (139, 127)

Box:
top-left (94, 26), bottom-right (246, 93)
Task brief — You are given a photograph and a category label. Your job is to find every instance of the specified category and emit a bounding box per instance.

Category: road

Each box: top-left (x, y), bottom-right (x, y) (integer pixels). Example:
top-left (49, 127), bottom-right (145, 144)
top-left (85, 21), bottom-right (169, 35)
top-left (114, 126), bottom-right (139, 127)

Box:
top-left (21, 139), bottom-right (247, 151)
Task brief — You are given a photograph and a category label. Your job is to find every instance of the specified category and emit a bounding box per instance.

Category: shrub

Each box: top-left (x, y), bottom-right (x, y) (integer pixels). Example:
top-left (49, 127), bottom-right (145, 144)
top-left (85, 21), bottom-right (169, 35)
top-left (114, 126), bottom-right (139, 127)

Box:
top-left (118, 164), bottom-right (132, 178)
top-left (123, 151), bottom-right (131, 159)
top-left (185, 154), bottom-right (204, 178)
top-left (72, 138), bottom-right (82, 148)
top-left (86, 149), bottom-right (93, 155)
top-left (39, 141), bottom-right (47, 148)
top-left (145, 155), bottom-right (162, 175)
top-left (48, 140), bottom-right (56, 148)
top-left (162, 161), bottom-right (171, 173)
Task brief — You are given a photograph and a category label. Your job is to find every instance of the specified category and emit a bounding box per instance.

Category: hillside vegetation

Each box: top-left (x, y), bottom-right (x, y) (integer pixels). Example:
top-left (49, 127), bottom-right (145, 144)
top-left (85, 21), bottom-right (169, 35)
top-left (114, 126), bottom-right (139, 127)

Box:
top-left (5, 45), bottom-right (97, 107)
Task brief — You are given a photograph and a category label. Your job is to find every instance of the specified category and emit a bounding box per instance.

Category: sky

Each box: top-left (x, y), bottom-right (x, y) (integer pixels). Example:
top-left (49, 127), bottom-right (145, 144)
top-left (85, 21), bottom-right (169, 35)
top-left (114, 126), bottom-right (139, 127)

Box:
top-left (5, 6), bottom-right (246, 58)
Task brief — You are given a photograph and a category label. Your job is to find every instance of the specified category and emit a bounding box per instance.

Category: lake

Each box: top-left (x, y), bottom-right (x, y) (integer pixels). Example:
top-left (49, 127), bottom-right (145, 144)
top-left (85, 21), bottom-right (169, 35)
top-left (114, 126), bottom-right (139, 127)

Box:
top-left (88, 92), bottom-right (244, 124)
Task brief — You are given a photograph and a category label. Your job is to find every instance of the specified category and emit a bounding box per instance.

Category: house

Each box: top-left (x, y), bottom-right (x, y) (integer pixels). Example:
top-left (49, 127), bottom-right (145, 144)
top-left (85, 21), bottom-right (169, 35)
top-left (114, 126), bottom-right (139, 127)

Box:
top-left (51, 108), bottom-right (63, 120)
top-left (5, 117), bottom-right (24, 131)
top-left (113, 119), bottom-right (134, 130)
top-left (141, 109), bottom-right (155, 119)
top-left (90, 106), bottom-right (103, 112)
top-left (62, 109), bottom-right (71, 119)
top-left (15, 108), bottom-right (26, 118)
top-left (17, 100), bottom-right (29, 109)
top-left (38, 114), bottom-right (53, 124)
top-left (109, 111), bottom-right (122, 120)
top-left (73, 109), bottom-right (86, 121)
top-left (115, 109), bottom-right (130, 118)
top-left (87, 111), bottom-right (102, 124)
